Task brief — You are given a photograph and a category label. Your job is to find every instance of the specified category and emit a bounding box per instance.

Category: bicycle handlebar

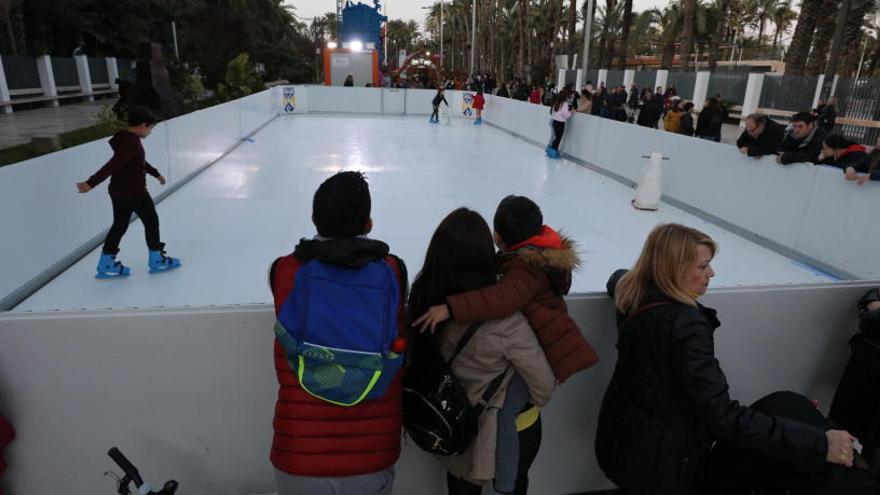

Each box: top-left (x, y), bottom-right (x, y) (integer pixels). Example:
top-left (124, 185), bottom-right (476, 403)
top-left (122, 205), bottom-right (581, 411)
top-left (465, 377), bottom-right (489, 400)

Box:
top-left (107, 447), bottom-right (145, 487)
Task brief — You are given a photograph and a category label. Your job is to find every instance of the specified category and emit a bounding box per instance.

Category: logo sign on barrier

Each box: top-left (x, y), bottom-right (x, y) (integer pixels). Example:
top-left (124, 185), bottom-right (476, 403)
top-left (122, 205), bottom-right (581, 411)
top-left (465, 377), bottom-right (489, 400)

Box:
top-left (462, 93), bottom-right (474, 117)
top-left (282, 86), bottom-right (296, 114)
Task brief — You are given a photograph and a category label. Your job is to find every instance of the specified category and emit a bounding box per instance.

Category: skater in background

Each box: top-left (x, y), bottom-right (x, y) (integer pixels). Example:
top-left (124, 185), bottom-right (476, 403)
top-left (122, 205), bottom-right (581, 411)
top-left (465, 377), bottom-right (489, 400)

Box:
top-left (547, 93), bottom-right (571, 159)
top-left (430, 87), bottom-right (449, 124)
top-left (76, 106), bottom-right (181, 278)
top-left (473, 89), bottom-right (485, 125)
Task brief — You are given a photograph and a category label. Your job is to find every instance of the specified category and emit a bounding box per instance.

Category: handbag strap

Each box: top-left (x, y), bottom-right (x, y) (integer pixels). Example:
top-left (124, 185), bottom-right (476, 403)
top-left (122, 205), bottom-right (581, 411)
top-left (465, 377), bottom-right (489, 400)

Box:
top-left (447, 322), bottom-right (483, 366)
top-left (618, 302), bottom-right (672, 332)
top-left (447, 322), bottom-right (510, 415)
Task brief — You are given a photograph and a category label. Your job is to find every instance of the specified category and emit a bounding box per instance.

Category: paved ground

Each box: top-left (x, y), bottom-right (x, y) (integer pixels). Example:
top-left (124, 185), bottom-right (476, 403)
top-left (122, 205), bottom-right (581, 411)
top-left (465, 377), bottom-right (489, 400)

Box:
top-left (0, 98), bottom-right (115, 148)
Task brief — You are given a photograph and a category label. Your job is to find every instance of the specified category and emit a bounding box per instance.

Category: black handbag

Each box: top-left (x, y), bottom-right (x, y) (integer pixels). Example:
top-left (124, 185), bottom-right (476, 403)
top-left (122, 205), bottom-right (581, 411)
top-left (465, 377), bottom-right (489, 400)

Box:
top-left (402, 322), bottom-right (507, 456)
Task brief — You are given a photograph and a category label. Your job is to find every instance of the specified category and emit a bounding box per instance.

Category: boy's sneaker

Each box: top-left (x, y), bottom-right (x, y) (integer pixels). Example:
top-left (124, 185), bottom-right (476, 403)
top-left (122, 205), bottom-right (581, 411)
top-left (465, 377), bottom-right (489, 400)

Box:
top-left (96, 253), bottom-right (130, 279)
top-left (148, 250), bottom-right (181, 273)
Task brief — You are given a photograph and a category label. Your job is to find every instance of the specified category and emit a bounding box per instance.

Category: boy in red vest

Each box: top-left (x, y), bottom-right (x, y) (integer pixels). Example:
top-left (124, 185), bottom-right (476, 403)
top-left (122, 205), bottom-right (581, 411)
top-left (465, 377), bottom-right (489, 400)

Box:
top-left (268, 171), bottom-right (407, 495)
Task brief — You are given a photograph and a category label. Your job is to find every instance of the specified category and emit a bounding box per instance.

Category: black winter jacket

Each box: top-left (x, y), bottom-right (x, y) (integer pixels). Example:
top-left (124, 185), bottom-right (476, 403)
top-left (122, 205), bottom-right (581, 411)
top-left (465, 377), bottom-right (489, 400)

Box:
top-left (637, 98), bottom-right (663, 128)
top-left (735, 116), bottom-right (785, 157)
top-left (779, 127), bottom-right (828, 165)
top-left (595, 270), bottom-right (827, 494)
top-left (695, 108), bottom-right (722, 139)
top-left (678, 113), bottom-right (695, 137)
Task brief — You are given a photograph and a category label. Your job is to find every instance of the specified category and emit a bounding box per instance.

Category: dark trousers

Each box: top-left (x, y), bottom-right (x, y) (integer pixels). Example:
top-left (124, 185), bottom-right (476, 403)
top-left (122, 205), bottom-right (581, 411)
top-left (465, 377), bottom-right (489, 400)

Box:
top-left (551, 121), bottom-right (565, 150)
top-left (102, 195), bottom-right (163, 255)
top-left (432, 105), bottom-right (440, 119)
top-left (705, 391), bottom-right (880, 495)
top-left (447, 415), bottom-right (542, 495)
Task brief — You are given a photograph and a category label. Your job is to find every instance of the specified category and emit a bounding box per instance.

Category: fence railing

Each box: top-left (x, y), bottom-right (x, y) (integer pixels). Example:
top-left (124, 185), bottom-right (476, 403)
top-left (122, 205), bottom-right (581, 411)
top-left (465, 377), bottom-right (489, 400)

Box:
top-left (0, 54), bottom-right (123, 114)
top-left (556, 66), bottom-right (880, 145)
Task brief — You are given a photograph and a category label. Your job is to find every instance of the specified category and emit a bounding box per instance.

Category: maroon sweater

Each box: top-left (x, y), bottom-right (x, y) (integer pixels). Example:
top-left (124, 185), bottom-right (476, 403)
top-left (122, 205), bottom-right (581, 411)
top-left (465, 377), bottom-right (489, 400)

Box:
top-left (86, 131), bottom-right (160, 198)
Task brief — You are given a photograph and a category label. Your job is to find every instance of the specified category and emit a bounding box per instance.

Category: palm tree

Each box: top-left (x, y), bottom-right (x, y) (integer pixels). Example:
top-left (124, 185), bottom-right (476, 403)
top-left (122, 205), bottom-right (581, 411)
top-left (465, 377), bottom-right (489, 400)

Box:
top-left (771, 1), bottom-right (797, 47)
top-left (805, 0), bottom-right (840, 74)
top-left (618, 0), bottom-right (635, 68)
top-left (567, 0), bottom-right (578, 67)
top-left (678, 0), bottom-right (698, 70)
top-left (708, 0), bottom-right (732, 69)
top-left (785, 0), bottom-right (821, 74)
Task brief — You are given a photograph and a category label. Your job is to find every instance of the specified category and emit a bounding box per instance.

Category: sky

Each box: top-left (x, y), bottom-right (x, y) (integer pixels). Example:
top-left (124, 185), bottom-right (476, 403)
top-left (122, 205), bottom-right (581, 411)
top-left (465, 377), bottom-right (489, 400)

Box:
top-left (286, 0), bottom-right (670, 27)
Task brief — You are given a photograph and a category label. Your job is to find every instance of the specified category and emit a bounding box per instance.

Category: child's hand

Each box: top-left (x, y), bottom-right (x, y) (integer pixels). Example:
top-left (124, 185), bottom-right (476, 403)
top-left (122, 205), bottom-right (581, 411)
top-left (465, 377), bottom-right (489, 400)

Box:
top-left (158, 175), bottom-right (167, 185)
top-left (412, 304), bottom-right (450, 334)
top-left (76, 182), bottom-right (92, 193)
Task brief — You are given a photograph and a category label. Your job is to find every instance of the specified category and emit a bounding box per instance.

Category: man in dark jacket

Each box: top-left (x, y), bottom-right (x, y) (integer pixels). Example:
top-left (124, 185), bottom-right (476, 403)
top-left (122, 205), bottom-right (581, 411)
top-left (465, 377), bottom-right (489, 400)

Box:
top-left (815, 97), bottom-right (837, 135)
top-left (777, 111), bottom-right (827, 165)
top-left (636, 93), bottom-right (663, 128)
top-left (678, 102), bottom-right (695, 136)
top-left (736, 113), bottom-right (785, 157)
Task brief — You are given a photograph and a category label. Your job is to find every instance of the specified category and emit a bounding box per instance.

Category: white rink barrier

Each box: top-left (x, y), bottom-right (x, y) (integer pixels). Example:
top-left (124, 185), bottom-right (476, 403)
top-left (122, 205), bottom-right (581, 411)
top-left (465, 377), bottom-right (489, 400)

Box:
top-left (2, 85), bottom-right (877, 308)
top-left (0, 282), bottom-right (875, 494)
top-left (482, 94), bottom-right (880, 281)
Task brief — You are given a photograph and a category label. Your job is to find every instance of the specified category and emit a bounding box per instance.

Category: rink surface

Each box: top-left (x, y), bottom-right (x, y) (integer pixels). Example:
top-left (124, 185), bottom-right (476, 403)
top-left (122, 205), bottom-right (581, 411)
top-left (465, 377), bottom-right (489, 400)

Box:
top-left (14, 114), bottom-right (834, 312)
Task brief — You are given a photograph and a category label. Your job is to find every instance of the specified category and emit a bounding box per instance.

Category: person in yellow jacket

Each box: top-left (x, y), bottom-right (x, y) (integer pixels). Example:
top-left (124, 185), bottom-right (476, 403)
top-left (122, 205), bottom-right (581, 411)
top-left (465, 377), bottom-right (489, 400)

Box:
top-left (664, 98), bottom-right (684, 133)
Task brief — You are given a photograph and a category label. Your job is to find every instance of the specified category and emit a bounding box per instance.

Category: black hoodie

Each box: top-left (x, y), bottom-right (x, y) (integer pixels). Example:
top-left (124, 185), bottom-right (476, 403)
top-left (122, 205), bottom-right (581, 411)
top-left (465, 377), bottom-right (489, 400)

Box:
top-left (86, 130), bottom-right (161, 198)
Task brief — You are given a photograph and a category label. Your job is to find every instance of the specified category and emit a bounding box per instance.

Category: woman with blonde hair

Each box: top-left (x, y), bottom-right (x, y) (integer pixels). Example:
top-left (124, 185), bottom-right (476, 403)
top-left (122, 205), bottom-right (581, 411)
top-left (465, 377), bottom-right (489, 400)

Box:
top-left (595, 223), bottom-right (861, 494)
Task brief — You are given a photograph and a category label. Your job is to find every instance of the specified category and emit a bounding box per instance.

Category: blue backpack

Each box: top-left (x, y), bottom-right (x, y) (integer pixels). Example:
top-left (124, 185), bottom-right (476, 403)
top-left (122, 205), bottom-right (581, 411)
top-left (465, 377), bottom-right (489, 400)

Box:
top-left (274, 258), bottom-right (404, 406)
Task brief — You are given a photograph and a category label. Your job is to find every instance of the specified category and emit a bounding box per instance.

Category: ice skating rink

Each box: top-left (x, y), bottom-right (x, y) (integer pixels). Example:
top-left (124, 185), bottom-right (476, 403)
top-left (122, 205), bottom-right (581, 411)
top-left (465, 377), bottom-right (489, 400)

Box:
top-left (14, 114), bottom-right (835, 312)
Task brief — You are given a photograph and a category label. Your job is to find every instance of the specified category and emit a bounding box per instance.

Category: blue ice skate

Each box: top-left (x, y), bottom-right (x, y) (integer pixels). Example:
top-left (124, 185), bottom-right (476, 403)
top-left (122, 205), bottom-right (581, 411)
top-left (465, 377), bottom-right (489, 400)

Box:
top-left (547, 148), bottom-right (561, 159)
top-left (95, 253), bottom-right (130, 279)
top-left (473, 117), bottom-right (482, 125)
top-left (148, 250), bottom-right (181, 274)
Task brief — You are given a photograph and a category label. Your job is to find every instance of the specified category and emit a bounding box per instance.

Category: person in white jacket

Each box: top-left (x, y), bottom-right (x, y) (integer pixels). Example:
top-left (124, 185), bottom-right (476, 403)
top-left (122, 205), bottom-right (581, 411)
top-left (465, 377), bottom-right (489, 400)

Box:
top-left (547, 94), bottom-right (572, 159)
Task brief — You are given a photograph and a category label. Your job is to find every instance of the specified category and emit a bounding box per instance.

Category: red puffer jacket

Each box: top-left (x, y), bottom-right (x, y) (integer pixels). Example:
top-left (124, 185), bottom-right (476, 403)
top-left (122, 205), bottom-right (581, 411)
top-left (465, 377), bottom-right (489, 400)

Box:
top-left (269, 238), bottom-right (407, 477)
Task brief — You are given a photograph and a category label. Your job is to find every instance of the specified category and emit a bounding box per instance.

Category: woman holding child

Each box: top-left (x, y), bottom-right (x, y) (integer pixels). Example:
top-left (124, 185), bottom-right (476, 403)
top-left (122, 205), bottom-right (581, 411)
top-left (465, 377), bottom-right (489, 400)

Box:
top-left (596, 223), bottom-right (863, 494)
top-left (411, 196), bottom-right (599, 494)
top-left (408, 207), bottom-right (556, 495)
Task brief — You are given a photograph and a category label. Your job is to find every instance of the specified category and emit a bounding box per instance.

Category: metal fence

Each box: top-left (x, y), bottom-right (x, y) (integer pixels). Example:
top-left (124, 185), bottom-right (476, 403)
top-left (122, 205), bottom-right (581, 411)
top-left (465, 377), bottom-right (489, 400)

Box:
top-left (584, 69), bottom-right (598, 86)
top-left (88, 58), bottom-right (108, 84)
top-left (759, 74), bottom-right (817, 113)
top-left (707, 72), bottom-right (749, 106)
top-left (606, 69), bottom-right (624, 88)
top-left (1, 55), bottom-right (41, 90)
top-left (833, 77), bottom-right (880, 147)
top-left (50, 56), bottom-right (79, 88)
top-left (117, 58), bottom-right (135, 81)
top-left (633, 70), bottom-right (656, 90)
top-left (666, 70), bottom-right (696, 99)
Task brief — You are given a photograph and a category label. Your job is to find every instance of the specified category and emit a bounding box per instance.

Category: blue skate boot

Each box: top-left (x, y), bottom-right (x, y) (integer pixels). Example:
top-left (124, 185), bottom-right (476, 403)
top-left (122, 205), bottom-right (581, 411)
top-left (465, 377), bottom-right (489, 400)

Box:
top-left (473, 117), bottom-right (482, 125)
top-left (548, 148), bottom-right (561, 159)
top-left (148, 249), bottom-right (181, 274)
top-left (95, 253), bottom-right (130, 279)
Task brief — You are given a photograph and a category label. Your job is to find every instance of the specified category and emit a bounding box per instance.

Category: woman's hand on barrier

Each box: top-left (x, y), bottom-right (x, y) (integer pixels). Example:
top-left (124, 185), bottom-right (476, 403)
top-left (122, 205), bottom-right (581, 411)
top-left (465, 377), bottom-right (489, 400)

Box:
top-left (76, 182), bottom-right (92, 193)
top-left (825, 430), bottom-right (856, 466)
top-left (158, 175), bottom-right (167, 186)
top-left (412, 304), bottom-right (450, 334)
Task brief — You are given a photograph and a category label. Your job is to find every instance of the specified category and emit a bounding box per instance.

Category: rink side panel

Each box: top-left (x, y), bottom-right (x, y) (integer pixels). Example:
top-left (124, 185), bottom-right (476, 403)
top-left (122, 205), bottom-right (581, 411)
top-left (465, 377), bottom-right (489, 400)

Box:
top-left (0, 282), bottom-right (873, 494)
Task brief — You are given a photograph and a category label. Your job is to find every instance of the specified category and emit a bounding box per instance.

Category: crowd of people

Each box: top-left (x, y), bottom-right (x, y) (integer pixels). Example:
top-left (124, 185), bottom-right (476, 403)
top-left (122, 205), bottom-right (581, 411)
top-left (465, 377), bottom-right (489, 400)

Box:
top-left (268, 170), bottom-right (880, 495)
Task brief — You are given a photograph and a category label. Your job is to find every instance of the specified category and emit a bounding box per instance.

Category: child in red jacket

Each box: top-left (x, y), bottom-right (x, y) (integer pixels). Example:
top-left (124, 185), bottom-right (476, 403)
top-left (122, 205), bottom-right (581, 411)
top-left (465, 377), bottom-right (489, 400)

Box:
top-left (472, 89), bottom-right (485, 125)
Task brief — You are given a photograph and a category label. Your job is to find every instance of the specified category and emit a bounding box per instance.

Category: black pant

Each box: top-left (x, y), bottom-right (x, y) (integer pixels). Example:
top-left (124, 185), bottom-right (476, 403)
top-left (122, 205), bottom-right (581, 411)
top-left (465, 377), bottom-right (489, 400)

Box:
top-left (705, 391), bottom-right (880, 494)
top-left (102, 195), bottom-right (163, 255)
top-left (447, 415), bottom-right (542, 495)
top-left (432, 105), bottom-right (440, 119)
top-left (551, 121), bottom-right (565, 150)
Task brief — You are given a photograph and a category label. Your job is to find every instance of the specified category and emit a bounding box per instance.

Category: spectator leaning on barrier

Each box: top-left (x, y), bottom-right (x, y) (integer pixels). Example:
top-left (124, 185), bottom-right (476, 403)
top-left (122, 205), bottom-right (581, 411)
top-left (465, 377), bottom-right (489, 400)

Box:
top-left (737, 113), bottom-right (786, 158)
top-left (818, 135), bottom-right (867, 170)
top-left (844, 135), bottom-right (880, 185)
top-left (777, 111), bottom-right (828, 165)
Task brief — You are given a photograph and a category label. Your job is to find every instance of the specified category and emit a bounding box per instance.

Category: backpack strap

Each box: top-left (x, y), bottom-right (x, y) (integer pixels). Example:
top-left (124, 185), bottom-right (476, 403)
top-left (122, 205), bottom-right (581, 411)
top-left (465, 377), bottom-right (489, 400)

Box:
top-left (618, 302), bottom-right (673, 333)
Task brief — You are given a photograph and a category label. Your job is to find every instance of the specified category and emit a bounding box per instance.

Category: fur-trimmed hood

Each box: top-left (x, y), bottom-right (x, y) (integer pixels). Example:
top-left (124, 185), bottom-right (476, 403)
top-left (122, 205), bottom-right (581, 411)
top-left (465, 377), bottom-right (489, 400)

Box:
top-left (512, 236), bottom-right (581, 272)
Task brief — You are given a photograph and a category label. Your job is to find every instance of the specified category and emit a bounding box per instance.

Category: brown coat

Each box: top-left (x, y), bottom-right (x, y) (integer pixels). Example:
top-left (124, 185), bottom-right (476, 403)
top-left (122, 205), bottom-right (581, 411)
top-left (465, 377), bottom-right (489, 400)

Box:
top-left (446, 239), bottom-right (599, 383)
top-left (439, 312), bottom-right (556, 482)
